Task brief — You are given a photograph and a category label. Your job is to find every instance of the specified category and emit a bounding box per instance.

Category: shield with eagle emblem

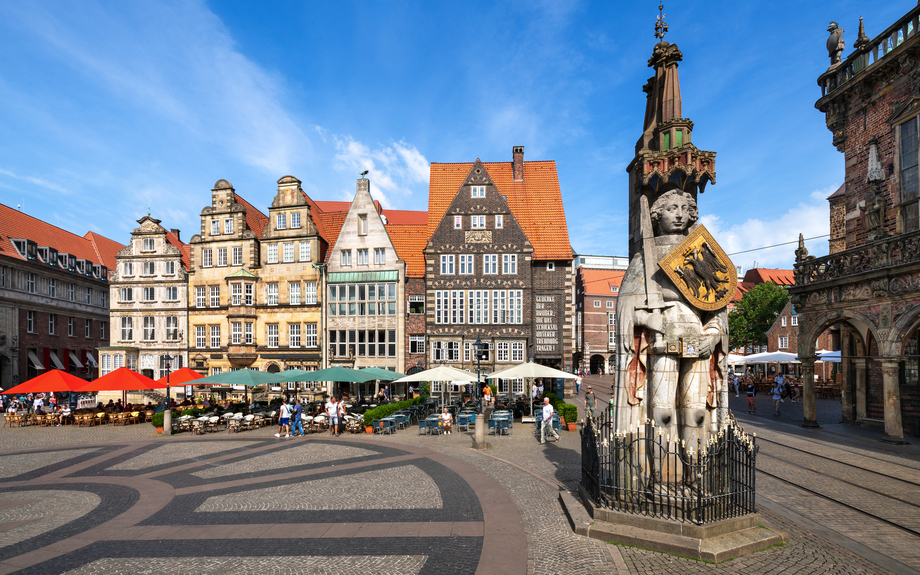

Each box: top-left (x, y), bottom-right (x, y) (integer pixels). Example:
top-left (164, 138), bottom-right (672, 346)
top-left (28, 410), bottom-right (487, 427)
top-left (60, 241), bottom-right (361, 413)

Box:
top-left (658, 225), bottom-right (737, 311)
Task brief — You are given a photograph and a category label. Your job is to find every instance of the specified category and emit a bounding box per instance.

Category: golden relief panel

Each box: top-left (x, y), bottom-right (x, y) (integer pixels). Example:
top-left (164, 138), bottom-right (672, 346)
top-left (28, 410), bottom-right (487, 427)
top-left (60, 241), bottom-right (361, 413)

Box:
top-left (658, 225), bottom-right (737, 312)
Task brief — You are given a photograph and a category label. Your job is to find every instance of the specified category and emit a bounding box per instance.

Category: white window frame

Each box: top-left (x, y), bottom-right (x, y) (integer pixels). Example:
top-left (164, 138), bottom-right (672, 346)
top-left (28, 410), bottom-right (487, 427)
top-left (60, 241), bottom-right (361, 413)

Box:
top-left (459, 254), bottom-right (474, 275)
top-left (791, 315), bottom-right (798, 326)
top-left (210, 325), bottom-right (220, 348)
top-left (122, 317), bottom-right (134, 342)
top-left (224, 218), bottom-right (234, 234)
top-left (210, 220), bottom-right (220, 236)
top-left (291, 212), bottom-right (301, 229)
top-left (267, 244), bottom-right (278, 264)
top-left (217, 247), bottom-right (228, 267)
top-left (440, 255), bottom-right (455, 275)
top-left (341, 250), bottom-right (352, 266)
top-left (289, 323), bottom-right (301, 348)
top-left (304, 323), bottom-right (317, 347)
top-left (283, 243), bottom-right (295, 263)
top-left (495, 215), bottom-right (503, 228)
top-left (374, 248), bottom-right (386, 265)
top-left (276, 213), bottom-right (287, 230)
top-left (166, 316), bottom-right (178, 341)
top-left (357, 248), bottom-right (369, 265)
top-left (779, 336), bottom-right (789, 349)
top-left (196, 286), bottom-right (206, 308)
top-left (143, 316), bottom-right (156, 341)
top-left (410, 335), bottom-right (425, 354)
top-left (210, 286), bottom-right (220, 308)
top-left (289, 282), bottom-right (301, 305)
top-left (143, 287), bottom-right (156, 302)
top-left (454, 216), bottom-right (462, 229)
top-left (267, 324), bottom-right (279, 348)
top-left (232, 246), bottom-right (243, 266)
top-left (231, 322), bottom-right (242, 345)
top-left (304, 281), bottom-right (317, 304)
top-left (483, 254), bottom-right (498, 274)
top-left (503, 254), bottom-right (517, 274)
top-left (299, 242), bottom-right (311, 262)
top-left (471, 185), bottom-right (485, 198)
top-left (195, 326), bottom-right (205, 348)
top-left (471, 215), bottom-right (485, 229)
top-left (781, 316), bottom-right (787, 327)
top-left (267, 283), bottom-right (279, 306)
top-left (201, 248), bottom-right (213, 267)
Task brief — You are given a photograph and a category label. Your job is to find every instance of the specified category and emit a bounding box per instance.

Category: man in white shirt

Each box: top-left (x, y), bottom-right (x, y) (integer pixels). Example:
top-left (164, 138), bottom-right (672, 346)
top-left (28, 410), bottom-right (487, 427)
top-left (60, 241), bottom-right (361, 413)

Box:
top-left (33, 396), bottom-right (44, 414)
top-left (774, 373), bottom-right (785, 403)
top-left (275, 398), bottom-right (292, 438)
top-left (540, 397), bottom-right (560, 444)
top-left (326, 397), bottom-right (339, 436)
top-left (439, 407), bottom-right (452, 434)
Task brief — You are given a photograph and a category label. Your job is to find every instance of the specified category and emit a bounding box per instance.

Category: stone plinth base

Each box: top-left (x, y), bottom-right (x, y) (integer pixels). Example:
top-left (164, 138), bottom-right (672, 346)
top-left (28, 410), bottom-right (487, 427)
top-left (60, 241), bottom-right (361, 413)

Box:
top-left (560, 487), bottom-right (786, 563)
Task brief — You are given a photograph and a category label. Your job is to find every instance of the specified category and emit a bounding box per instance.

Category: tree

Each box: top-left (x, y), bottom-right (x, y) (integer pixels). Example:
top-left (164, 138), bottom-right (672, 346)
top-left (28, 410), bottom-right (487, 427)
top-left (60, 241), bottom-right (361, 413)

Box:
top-left (728, 282), bottom-right (790, 350)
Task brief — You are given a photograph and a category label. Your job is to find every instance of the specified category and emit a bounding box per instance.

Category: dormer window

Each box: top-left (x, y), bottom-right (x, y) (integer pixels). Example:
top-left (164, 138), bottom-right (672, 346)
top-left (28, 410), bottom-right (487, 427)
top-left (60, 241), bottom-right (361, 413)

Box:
top-left (11, 239), bottom-right (26, 258)
top-left (76, 260), bottom-right (85, 274)
top-left (211, 220), bottom-right (220, 236)
top-left (142, 238), bottom-right (155, 252)
top-left (57, 253), bottom-right (68, 268)
top-left (471, 186), bottom-right (486, 198)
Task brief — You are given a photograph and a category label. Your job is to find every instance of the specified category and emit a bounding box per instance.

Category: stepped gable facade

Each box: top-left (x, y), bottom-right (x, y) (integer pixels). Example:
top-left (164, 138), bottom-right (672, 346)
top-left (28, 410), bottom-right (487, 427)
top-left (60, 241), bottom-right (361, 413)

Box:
top-left (0, 202), bottom-right (123, 388)
top-left (99, 216), bottom-right (189, 387)
top-left (791, 5), bottom-right (920, 436)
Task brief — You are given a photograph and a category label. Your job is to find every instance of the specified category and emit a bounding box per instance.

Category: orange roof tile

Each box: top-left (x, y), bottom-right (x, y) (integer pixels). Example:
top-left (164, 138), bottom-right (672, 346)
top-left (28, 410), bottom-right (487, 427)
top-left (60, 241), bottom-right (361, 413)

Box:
top-left (386, 223), bottom-right (428, 277)
top-left (742, 268), bottom-right (794, 287)
top-left (314, 201), bottom-right (352, 213)
top-left (234, 194), bottom-right (269, 239)
top-left (162, 228), bottom-right (190, 270)
top-left (83, 231), bottom-right (124, 268)
top-left (381, 209), bottom-right (427, 226)
top-left (0, 203), bottom-right (124, 272)
top-left (428, 160), bottom-right (572, 260)
top-left (580, 268), bottom-right (626, 296)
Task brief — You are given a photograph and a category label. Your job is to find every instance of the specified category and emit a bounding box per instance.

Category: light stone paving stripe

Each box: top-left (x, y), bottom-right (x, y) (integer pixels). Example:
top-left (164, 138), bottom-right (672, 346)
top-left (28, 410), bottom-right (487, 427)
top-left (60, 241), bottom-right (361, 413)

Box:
top-left (0, 490), bottom-right (100, 548)
top-left (0, 449), bottom-right (98, 478)
top-left (61, 555), bottom-right (428, 575)
top-left (109, 441), bottom-right (261, 470)
top-left (192, 444), bottom-right (375, 479)
top-left (197, 464), bottom-right (442, 512)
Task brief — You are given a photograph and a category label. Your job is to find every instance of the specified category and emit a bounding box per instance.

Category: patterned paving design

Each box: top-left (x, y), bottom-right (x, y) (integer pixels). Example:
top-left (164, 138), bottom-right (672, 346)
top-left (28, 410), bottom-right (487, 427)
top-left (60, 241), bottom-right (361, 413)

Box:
top-left (109, 441), bottom-right (260, 470)
top-left (197, 464), bottom-right (441, 512)
top-left (0, 490), bottom-right (100, 547)
top-left (0, 449), bottom-right (98, 479)
top-left (61, 555), bottom-right (428, 575)
top-left (192, 443), bottom-right (375, 479)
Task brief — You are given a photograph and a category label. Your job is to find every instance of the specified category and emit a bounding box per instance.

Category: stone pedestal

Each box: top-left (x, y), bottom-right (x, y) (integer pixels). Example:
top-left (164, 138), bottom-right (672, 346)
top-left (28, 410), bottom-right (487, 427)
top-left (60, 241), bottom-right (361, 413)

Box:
top-left (562, 488), bottom-right (786, 563)
top-left (880, 361), bottom-right (904, 438)
top-left (801, 360), bottom-right (819, 428)
top-left (163, 408), bottom-right (172, 436)
top-left (472, 417), bottom-right (491, 449)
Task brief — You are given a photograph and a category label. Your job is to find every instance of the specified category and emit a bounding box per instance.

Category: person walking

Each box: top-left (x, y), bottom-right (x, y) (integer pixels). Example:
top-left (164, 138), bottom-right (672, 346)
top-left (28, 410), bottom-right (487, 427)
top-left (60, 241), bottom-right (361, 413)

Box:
top-left (746, 381), bottom-right (757, 414)
top-left (336, 397), bottom-right (346, 436)
top-left (540, 397), bottom-right (560, 444)
top-left (275, 398), bottom-right (292, 438)
top-left (291, 399), bottom-right (304, 437)
top-left (774, 373), bottom-right (786, 403)
top-left (575, 374), bottom-right (582, 395)
top-left (326, 396), bottom-right (340, 436)
top-left (584, 385), bottom-right (597, 421)
top-left (771, 380), bottom-right (783, 417)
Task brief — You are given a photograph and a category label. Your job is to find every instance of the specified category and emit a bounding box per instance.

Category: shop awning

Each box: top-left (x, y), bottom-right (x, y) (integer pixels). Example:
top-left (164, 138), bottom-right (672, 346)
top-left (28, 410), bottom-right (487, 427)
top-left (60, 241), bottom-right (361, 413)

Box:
top-left (48, 351), bottom-right (65, 370)
top-left (27, 350), bottom-right (44, 370)
top-left (85, 354), bottom-right (97, 368)
top-left (69, 351), bottom-right (84, 368)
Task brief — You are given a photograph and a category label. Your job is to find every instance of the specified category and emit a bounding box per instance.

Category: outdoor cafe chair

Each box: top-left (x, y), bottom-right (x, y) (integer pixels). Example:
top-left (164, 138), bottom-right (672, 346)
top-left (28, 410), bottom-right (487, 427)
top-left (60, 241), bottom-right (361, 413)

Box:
top-left (498, 418), bottom-right (512, 436)
top-left (418, 419), bottom-right (429, 436)
top-left (206, 416), bottom-right (220, 433)
top-left (487, 419), bottom-right (499, 436)
top-left (227, 418), bottom-right (241, 433)
top-left (190, 419), bottom-right (205, 435)
top-left (144, 410), bottom-right (153, 422)
top-left (427, 417), bottom-right (442, 436)
top-left (129, 411), bottom-right (140, 425)
top-left (42, 414), bottom-right (53, 427)
top-left (241, 414), bottom-right (255, 430)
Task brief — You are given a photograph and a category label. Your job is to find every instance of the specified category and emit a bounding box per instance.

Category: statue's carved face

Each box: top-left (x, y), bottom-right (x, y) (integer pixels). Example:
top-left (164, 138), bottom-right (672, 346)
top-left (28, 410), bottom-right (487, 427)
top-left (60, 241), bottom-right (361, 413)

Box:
top-left (650, 189), bottom-right (698, 235)
top-left (658, 196), bottom-right (693, 233)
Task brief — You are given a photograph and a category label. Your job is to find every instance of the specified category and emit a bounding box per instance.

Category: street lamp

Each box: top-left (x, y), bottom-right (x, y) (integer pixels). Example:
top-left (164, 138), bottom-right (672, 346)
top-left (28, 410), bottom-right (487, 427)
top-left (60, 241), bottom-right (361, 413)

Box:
top-left (474, 337), bottom-right (486, 414)
top-left (161, 353), bottom-right (174, 436)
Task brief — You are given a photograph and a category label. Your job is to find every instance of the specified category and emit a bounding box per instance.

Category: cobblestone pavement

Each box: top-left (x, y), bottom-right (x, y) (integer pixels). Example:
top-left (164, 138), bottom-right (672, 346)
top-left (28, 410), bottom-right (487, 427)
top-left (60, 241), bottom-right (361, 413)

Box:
top-left (0, 403), bottom-right (914, 574)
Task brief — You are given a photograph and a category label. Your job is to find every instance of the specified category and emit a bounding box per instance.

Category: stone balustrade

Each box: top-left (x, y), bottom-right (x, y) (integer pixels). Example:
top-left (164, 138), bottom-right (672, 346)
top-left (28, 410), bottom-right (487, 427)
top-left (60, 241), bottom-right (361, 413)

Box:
top-left (819, 8), bottom-right (920, 98)
top-left (794, 229), bottom-right (920, 287)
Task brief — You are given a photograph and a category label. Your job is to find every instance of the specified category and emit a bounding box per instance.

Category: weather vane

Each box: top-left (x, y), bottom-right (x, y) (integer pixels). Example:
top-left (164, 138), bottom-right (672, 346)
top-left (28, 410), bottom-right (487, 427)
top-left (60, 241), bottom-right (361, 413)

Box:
top-left (654, 1), bottom-right (668, 40)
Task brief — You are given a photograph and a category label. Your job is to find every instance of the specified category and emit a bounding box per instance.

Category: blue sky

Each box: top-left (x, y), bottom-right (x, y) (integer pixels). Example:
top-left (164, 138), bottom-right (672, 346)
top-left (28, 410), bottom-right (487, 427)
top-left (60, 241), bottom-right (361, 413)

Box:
top-left (0, 1), bottom-right (908, 270)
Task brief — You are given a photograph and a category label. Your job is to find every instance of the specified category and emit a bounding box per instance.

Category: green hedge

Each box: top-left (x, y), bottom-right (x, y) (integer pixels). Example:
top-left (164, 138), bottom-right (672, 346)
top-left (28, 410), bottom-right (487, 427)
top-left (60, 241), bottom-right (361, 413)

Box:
top-left (362, 395), bottom-right (428, 427)
top-left (180, 408), bottom-right (203, 417)
top-left (545, 392), bottom-right (578, 425)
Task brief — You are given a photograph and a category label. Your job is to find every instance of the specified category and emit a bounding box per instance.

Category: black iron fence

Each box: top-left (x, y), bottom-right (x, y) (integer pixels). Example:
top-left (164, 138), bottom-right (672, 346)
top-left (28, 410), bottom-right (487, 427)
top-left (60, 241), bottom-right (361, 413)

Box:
top-left (581, 409), bottom-right (758, 525)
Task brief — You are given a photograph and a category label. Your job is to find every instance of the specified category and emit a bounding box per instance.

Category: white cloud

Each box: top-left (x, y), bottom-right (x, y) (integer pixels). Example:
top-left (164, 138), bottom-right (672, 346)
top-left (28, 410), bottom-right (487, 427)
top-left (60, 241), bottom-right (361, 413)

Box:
top-left (2, 0), bottom-right (312, 175)
top-left (0, 167), bottom-right (69, 194)
top-left (331, 136), bottom-right (429, 207)
top-left (701, 185), bottom-right (838, 271)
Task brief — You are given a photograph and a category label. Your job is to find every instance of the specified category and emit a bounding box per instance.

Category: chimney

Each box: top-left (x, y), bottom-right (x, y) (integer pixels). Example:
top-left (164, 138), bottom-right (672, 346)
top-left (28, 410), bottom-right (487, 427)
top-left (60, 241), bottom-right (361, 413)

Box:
top-left (512, 146), bottom-right (524, 181)
top-left (170, 229), bottom-right (181, 242)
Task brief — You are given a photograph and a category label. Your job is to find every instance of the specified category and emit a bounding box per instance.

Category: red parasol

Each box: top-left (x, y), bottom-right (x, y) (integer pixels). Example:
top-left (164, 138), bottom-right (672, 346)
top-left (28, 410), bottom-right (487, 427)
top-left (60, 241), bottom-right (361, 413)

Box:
top-left (71, 368), bottom-right (164, 392)
top-left (155, 367), bottom-right (204, 386)
top-left (1, 370), bottom-right (87, 394)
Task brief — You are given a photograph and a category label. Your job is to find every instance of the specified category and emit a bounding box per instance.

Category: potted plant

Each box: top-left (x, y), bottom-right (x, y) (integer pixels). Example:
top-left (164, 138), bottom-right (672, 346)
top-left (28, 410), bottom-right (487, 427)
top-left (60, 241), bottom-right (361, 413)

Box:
top-left (151, 411), bottom-right (165, 434)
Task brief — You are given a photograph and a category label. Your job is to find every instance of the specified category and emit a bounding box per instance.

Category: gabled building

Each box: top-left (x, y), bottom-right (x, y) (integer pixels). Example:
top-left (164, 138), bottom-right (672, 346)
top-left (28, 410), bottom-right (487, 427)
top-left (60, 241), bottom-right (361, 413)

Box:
top-left (187, 177), bottom-right (326, 390)
top-left (99, 216), bottom-right (189, 383)
top-left (573, 267), bottom-right (626, 375)
top-left (0, 202), bottom-right (123, 388)
top-left (324, 178), bottom-right (406, 381)
top-left (425, 148), bottom-right (574, 396)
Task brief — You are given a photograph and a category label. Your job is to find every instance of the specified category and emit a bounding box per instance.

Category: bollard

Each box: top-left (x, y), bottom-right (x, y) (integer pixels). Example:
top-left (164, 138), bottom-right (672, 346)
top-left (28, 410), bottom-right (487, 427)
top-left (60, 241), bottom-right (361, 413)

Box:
top-left (163, 408), bottom-right (172, 436)
top-left (473, 416), bottom-right (490, 449)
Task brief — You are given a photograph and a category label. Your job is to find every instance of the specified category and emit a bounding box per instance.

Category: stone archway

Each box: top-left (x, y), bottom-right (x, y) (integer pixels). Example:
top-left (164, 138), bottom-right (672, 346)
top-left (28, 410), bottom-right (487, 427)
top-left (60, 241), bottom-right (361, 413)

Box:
top-left (589, 355), bottom-right (606, 375)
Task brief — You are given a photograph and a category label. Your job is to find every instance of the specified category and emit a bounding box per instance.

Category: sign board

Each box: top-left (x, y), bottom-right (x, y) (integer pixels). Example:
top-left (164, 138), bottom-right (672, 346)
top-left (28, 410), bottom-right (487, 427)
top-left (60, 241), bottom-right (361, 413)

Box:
top-left (534, 294), bottom-right (562, 355)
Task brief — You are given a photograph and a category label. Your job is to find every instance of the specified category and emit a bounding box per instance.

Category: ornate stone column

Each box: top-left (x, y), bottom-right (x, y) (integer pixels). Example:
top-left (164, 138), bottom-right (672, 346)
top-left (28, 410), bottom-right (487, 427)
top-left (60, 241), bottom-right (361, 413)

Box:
top-left (801, 359), bottom-right (819, 428)
top-left (854, 359), bottom-right (867, 420)
top-left (880, 360), bottom-right (904, 438)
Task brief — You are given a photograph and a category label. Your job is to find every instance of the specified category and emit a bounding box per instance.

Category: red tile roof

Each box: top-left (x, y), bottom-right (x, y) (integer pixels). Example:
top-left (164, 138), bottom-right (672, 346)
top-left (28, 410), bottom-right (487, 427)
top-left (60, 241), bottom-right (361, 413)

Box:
top-left (386, 223), bottom-right (428, 278)
top-left (0, 203), bottom-right (125, 272)
top-left (428, 160), bottom-right (573, 260)
top-left (82, 231), bottom-right (124, 268)
top-left (382, 209), bottom-right (427, 226)
top-left (314, 201), bottom-right (352, 213)
top-left (742, 268), bottom-right (794, 287)
top-left (580, 268), bottom-right (626, 296)
top-left (162, 228), bottom-right (190, 270)
top-left (234, 194), bottom-right (269, 239)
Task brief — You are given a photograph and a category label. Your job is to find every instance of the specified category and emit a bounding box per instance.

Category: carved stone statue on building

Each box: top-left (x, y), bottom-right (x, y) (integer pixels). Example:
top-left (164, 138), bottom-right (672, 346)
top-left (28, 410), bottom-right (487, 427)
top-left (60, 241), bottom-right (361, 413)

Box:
top-left (827, 22), bottom-right (845, 68)
top-left (864, 137), bottom-right (888, 241)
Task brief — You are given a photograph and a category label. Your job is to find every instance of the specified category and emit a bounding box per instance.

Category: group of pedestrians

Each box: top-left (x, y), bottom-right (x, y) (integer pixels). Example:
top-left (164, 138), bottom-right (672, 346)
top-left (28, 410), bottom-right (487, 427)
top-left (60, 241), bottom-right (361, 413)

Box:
top-left (729, 368), bottom-right (802, 417)
top-left (274, 396), bottom-right (347, 438)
